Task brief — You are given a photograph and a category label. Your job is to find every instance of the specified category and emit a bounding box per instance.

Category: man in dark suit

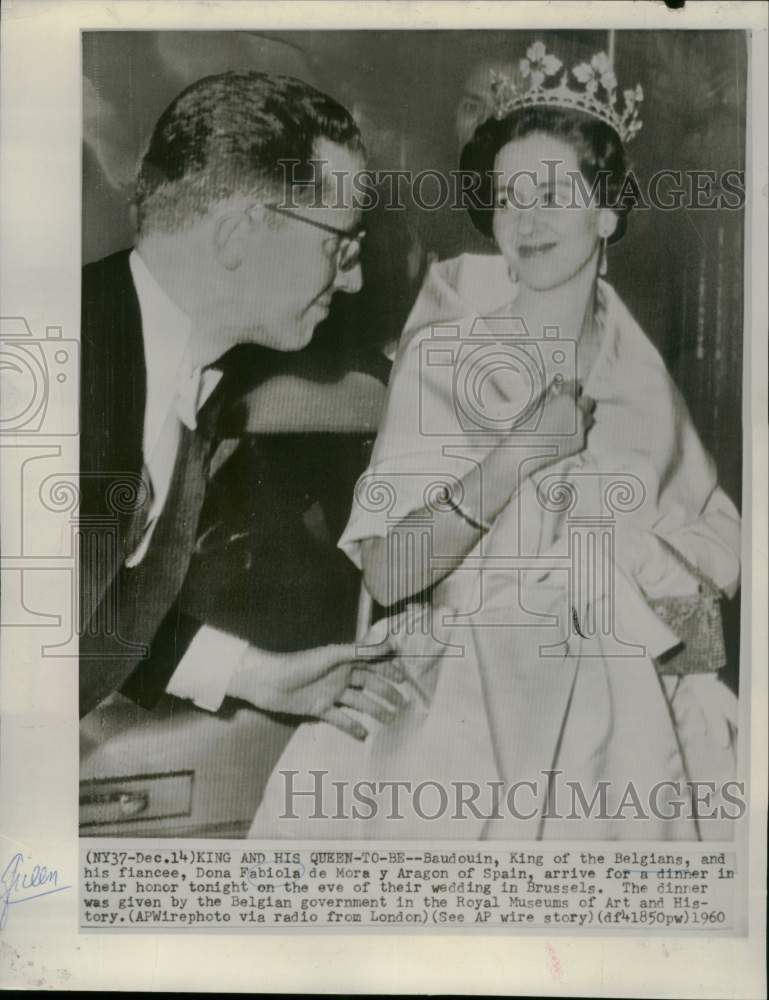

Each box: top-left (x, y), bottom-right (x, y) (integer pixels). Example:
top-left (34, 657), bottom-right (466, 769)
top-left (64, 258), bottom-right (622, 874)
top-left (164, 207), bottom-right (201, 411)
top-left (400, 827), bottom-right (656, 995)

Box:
top-left (79, 71), bottom-right (402, 736)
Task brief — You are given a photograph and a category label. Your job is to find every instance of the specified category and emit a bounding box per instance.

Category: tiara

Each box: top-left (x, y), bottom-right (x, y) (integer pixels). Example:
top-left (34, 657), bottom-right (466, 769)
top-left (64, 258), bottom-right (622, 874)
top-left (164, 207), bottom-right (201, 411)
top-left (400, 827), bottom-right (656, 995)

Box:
top-left (491, 41), bottom-right (644, 144)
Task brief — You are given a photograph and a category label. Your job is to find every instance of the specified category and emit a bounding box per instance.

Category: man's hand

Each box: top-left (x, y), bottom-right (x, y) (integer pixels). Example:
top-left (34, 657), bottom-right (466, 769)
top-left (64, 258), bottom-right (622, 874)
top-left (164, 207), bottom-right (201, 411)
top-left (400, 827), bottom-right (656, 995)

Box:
top-left (227, 641), bottom-right (405, 740)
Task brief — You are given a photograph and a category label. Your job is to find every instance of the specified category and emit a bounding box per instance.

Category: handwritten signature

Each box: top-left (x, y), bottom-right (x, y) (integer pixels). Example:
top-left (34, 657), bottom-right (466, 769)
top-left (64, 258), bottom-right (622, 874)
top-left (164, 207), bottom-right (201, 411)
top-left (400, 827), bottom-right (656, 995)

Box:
top-left (1, 853), bottom-right (71, 929)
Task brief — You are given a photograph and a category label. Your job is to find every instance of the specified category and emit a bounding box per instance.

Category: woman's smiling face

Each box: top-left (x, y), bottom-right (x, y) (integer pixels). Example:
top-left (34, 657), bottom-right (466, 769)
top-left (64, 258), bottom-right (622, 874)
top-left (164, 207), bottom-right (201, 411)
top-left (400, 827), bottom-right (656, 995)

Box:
top-left (493, 131), bottom-right (614, 291)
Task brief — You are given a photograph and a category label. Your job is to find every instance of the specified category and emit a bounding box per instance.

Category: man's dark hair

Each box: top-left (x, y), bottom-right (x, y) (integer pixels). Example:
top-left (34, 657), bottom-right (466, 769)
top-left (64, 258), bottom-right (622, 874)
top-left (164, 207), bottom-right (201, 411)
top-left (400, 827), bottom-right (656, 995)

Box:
top-left (460, 105), bottom-right (631, 243)
top-left (136, 71), bottom-right (363, 234)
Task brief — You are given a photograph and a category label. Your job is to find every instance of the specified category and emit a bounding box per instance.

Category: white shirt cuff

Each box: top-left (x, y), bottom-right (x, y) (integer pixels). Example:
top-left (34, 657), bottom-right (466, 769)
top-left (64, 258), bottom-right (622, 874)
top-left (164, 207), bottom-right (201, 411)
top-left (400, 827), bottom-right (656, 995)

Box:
top-left (165, 625), bottom-right (249, 712)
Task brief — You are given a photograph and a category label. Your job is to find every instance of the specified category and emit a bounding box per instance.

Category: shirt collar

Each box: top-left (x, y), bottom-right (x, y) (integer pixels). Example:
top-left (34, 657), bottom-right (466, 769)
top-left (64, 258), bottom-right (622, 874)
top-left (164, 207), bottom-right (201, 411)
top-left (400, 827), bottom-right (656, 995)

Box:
top-left (129, 249), bottom-right (222, 446)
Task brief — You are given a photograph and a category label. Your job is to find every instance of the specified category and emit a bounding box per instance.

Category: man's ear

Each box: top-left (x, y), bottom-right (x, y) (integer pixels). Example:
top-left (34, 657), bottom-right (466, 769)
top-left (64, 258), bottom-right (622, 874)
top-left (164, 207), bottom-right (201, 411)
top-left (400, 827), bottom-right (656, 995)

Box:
top-left (598, 208), bottom-right (618, 240)
top-left (213, 211), bottom-right (252, 271)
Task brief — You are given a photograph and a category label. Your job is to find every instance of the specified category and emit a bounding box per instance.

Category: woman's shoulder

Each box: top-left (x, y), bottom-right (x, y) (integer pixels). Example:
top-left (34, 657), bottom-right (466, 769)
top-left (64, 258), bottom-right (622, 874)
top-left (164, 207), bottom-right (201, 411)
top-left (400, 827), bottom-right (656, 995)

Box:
top-left (595, 279), bottom-right (691, 424)
top-left (401, 253), bottom-right (516, 344)
top-left (598, 279), bottom-right (669, 369)
top-left (435, 251), bottom-right (508, 280)
top-left (434, 252), bottom-right (513, 307)
top-left (597, 279), bottom-right (639, 331)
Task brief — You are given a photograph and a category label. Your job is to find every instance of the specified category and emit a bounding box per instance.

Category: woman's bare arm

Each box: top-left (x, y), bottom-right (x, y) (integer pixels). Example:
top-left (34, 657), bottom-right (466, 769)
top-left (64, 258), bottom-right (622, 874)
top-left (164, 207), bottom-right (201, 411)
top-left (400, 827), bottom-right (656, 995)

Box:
top-left (360, 382), bottom-right (594, 606)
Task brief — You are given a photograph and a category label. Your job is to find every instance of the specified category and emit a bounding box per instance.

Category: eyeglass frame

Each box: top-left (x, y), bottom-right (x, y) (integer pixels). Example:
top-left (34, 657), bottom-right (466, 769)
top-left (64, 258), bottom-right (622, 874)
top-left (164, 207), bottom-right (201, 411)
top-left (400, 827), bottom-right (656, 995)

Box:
top-left (255, 202), bottom-right (366, 272)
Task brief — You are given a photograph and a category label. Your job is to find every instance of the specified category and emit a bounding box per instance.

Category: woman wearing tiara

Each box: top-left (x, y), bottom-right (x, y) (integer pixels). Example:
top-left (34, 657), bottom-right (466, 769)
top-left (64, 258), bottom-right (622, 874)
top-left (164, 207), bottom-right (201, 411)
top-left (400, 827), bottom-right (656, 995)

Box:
top-left (250, 43), bottom-right (741, 840)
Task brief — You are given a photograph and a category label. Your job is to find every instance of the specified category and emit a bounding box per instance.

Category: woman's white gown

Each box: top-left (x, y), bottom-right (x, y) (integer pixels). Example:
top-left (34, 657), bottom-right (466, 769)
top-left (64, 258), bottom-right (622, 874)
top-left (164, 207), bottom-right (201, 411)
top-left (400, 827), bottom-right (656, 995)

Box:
top-left (250, 255), bottom-right (741, 841)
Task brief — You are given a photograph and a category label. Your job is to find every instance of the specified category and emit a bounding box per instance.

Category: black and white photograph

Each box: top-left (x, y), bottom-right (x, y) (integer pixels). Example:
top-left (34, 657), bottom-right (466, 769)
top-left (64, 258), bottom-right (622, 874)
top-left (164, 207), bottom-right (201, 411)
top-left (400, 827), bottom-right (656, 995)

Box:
top-left (0, 1), bottom-right (766, 994)
top-left (78, 26), bottom-right (747, 841)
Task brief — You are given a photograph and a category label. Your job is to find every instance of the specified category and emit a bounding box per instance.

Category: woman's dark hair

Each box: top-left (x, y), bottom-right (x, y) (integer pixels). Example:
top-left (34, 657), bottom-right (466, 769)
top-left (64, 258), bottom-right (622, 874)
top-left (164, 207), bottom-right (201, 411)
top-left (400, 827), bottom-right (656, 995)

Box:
top-left (459, 106), bottom-right (630, 244)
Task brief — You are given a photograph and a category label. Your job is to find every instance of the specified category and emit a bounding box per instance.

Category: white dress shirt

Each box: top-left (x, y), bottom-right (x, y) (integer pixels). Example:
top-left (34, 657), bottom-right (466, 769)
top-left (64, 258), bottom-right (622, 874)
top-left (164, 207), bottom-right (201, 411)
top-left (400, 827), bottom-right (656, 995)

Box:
top-left (127, 250), bottom-right (248, 710)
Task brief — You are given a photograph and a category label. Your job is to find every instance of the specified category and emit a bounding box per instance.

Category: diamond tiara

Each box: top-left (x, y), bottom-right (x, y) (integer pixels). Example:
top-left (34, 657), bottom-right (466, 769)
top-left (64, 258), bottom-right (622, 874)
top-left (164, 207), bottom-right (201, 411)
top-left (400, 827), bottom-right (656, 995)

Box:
top-left (491, 41), bottom-right (644, 144)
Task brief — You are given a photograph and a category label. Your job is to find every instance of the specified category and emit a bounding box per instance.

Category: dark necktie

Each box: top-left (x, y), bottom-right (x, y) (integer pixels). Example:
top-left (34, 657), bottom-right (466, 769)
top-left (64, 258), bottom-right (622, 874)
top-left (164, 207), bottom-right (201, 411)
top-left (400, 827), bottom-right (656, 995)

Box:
top-left (79, 371), bottom-right (227, 716)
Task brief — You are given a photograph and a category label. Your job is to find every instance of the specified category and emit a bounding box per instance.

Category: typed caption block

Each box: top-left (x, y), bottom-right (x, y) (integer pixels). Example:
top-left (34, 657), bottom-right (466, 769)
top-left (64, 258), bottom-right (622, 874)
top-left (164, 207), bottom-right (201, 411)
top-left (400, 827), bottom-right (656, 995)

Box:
top-left (79, 841), bottom-right (738, 933)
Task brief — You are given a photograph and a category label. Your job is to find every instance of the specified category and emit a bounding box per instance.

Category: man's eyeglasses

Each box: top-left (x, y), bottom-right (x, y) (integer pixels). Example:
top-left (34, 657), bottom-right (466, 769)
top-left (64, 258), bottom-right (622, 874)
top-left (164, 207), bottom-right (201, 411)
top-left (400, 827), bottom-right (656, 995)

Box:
top-left (262, 203), bottom-right (366, 272)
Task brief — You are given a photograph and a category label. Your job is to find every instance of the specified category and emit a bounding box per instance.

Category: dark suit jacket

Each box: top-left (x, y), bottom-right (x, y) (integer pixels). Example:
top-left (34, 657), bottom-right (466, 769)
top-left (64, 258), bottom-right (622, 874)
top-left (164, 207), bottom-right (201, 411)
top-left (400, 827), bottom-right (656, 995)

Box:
top-left (80, 250), bottom-right (388, 717)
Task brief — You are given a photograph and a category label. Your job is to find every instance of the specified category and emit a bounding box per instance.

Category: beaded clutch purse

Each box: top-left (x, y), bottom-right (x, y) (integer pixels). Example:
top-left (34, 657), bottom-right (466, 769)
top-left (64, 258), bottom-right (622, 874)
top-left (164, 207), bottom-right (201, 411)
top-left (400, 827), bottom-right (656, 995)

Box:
top-left (649, 536), bottom-right (727, 676)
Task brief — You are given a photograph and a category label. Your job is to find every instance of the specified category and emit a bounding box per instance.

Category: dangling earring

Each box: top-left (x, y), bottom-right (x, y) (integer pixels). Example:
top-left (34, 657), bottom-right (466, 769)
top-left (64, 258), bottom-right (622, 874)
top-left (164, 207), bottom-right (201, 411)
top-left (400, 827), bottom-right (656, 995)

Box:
top-left (507, 262), bottom-right (520, 302)
top-left (598, 236), bottom-right (608, 277)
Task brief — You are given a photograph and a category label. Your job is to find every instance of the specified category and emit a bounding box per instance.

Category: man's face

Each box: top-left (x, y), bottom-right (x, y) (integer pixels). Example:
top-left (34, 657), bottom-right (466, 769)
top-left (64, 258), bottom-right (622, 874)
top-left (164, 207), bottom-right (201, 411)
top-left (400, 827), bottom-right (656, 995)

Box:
top-left (235, 139), bottom-right (365, 353)
top-left (456, 59), bottom-right (521, 151)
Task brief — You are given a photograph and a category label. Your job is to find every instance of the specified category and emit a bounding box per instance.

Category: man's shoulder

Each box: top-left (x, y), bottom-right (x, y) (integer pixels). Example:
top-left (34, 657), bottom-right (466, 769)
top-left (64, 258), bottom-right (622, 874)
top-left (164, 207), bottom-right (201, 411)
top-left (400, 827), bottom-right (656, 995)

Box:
top-left (80, 248), bottom-right (145, 421)
top-left (81, 248), bottom-right (140, 343)
top-left (82, 248), bottom-right (133, 294)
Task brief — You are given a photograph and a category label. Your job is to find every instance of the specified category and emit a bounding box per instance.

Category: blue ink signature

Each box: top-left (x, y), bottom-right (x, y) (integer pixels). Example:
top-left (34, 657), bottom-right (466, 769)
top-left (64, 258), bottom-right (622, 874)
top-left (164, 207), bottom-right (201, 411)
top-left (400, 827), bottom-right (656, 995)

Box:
top-left (1, 853), bottom-right (71, 929)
